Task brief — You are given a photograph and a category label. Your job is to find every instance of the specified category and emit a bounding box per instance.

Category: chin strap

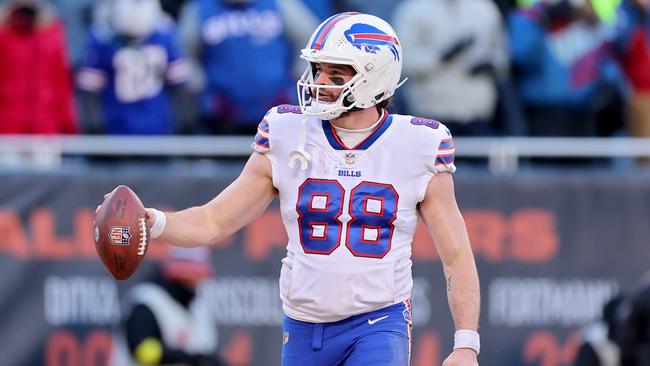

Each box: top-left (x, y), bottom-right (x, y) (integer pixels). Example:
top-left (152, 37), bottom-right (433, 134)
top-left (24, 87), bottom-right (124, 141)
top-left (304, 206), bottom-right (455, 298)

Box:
top-left (288, 116), bottom-right (311, 170)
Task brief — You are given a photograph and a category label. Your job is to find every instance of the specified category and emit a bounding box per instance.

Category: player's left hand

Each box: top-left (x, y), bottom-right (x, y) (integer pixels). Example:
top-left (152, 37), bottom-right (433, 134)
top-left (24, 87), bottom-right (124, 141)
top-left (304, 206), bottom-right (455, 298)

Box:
top-left (442, 348), bottom-right (478, 366)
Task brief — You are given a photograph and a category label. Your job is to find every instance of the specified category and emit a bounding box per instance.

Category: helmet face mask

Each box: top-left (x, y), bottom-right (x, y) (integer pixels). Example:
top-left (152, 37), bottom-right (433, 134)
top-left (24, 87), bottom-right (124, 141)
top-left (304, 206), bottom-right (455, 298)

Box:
top-left (297, 62), bottom-right (361, 119)
top-left (297, 13), bottom-right (404, 120)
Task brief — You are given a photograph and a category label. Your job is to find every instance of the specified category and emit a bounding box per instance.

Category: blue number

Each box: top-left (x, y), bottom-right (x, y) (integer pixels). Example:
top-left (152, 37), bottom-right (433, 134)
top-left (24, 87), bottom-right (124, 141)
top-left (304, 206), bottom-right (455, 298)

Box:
top-left (277, 104), bottom-right (302, 114)
top-left (296, 179), bottom-right (344, 254)
top-left (410, 116), bottom-right (440, 130)
top-left (296, 180), bottom-right (398, 258)
top-left (346, 182), bottom-right (398, 258)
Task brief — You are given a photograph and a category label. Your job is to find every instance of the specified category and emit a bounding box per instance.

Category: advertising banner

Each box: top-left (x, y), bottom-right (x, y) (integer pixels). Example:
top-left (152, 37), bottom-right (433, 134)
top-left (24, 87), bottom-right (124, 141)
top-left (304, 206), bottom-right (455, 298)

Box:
top-left (0, 171), bottom-right (648, 366)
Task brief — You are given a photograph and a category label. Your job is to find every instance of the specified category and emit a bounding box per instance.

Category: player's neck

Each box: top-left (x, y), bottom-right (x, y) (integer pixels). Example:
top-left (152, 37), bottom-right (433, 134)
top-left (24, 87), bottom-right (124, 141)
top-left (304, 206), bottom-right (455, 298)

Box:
top-left (330, 108), bottom-right (382, 130)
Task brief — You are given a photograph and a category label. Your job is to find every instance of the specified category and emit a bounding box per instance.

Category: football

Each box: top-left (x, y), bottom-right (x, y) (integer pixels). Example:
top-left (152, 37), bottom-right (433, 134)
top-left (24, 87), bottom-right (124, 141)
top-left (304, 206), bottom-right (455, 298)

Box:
top-left (93, 185), bottom-right (149, 280)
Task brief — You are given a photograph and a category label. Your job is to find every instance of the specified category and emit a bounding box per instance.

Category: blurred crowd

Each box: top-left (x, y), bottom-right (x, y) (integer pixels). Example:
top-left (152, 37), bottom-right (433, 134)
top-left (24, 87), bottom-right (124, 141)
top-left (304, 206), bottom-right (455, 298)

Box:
top-left (0, 0), bottom-right (649, 140)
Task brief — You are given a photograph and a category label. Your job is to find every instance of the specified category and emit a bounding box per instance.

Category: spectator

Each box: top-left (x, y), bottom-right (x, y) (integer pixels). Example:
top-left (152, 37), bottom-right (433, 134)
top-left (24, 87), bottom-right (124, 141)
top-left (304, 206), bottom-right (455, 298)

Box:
top-left (110, 247), bottom-right (225, 366)
top-left (77, 0), bottom-right (192, 135)
top-left (619, 274), bottom-right (650, 366)
top-left (615, 0), bottom-right (650, 143)
top-left (574, 294), bottom-right (626, 366)
top-left (508, 0), bottom-right (627, 137)
top-left (393, 0), bottom-right (510, 136)
top-left (177, 0), bottom-right (319, 135)
top-left (0, 0), bottom-right (77, 134)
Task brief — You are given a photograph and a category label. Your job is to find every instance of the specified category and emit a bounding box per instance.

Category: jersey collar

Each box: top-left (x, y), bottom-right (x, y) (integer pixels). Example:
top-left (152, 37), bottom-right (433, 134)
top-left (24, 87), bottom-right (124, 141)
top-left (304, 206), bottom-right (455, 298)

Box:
top-left (321, 110), bottom-right (392, 150)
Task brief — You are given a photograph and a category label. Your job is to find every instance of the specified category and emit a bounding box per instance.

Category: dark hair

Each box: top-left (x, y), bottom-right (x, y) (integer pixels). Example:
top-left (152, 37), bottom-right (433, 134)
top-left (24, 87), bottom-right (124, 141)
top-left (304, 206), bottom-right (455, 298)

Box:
top-left (339, 97), bottom-right (393, 118)
top-left (376, 97), bottom-right (393, 111)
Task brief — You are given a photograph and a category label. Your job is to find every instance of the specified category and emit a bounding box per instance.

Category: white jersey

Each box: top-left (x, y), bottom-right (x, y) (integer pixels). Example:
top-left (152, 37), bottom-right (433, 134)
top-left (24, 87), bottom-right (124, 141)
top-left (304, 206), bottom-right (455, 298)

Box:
top-left (253, 105), bottom-right (456, 323)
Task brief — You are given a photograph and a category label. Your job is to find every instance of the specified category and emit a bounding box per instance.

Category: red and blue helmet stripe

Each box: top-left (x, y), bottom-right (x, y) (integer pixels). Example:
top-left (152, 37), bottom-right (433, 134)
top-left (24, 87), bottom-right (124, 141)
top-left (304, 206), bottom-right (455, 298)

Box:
top-left (310, 12), bottom-right (360, 51)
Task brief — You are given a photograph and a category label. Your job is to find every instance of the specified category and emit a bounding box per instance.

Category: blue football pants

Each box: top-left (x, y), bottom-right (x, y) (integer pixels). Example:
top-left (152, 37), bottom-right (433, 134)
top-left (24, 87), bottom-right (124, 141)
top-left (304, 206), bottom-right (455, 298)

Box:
top-left (282, 301), bottom-right (412, 366)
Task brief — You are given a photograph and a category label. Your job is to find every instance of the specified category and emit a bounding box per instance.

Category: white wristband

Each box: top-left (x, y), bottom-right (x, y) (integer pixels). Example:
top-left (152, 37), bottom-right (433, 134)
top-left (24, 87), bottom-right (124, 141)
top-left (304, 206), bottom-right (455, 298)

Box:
top-left (149, 209), bottom-right (167, 239)
top-left (454, 330), bottom-right (480, 354)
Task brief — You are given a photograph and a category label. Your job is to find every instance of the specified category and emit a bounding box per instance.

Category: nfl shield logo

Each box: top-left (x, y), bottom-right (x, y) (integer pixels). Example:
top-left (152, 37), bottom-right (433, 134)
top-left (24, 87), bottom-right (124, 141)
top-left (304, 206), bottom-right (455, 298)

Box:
top-left (282, 331), bottom-right (289, 345)
top-left (109, 226), bottom-right (131, 245)
top-left (345, 153), bottom-right (355, 165)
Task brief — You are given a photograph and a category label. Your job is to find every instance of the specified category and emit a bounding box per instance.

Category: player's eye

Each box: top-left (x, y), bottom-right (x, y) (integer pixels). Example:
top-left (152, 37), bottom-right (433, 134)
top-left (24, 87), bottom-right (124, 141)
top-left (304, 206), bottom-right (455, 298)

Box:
top-left (329, 76), bottom-right (346, 86)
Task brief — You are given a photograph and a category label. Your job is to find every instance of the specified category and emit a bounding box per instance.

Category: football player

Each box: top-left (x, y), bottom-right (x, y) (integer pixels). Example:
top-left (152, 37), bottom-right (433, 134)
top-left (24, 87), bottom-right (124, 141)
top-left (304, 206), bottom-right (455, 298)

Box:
top-left (105, 12), bottom-right (481, 366)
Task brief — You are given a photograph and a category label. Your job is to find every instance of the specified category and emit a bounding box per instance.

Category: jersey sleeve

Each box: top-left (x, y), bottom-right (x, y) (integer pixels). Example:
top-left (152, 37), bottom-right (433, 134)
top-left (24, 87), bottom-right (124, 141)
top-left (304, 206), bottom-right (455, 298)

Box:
top-left (251, 109), bottom-right (272, 154)
top-left (432, 124), bottom-right (456, 174)
top-left (410, 116), bottom-right (457, 174)
top-left (251, 104), bottom-right (303, 154)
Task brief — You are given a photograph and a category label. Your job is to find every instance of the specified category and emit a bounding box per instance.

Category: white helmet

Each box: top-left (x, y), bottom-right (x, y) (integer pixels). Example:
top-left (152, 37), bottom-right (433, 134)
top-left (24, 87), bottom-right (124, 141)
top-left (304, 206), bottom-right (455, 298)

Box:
top-left (110, 0), bottom-right (162, 38)
top-left (297, 12), bottom-right (405, 120)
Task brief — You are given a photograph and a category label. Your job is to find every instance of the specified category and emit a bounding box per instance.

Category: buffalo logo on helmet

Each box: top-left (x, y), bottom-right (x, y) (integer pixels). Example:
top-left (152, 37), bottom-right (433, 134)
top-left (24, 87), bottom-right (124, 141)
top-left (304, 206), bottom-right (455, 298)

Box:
top-left (344, 23), bottom-right (400, 61)
top-left (109, 226), bottom-right (132, 245)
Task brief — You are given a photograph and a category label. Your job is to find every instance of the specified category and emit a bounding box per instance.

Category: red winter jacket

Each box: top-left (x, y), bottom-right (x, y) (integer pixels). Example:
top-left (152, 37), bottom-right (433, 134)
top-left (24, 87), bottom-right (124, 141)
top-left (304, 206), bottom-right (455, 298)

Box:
top-left (0, 8), bottom-right (77, 134)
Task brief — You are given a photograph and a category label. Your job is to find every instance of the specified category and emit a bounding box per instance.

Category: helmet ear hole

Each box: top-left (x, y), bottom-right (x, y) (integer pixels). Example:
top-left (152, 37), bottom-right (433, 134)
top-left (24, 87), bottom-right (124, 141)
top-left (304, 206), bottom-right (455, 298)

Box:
top-left (343, 94), bottom-right (355, 107)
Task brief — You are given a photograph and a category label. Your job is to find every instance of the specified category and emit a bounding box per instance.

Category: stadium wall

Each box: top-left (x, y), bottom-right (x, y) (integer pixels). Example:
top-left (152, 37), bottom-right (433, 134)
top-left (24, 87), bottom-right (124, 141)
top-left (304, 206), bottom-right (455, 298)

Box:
top-left (0, 170), bottom-right (647, 366)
